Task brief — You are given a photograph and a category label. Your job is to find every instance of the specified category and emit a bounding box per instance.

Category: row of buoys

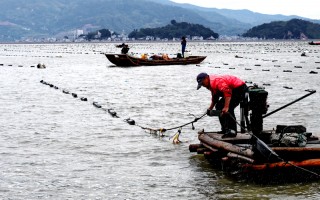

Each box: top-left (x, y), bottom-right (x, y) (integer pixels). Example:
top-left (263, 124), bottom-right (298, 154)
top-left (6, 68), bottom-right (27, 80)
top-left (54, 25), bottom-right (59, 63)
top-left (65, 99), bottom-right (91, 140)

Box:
top-left (40, 80), bottom-right (121, 119)
top-left (0, 63), bottom-right (46, 69)
top-left (244, 81), bottom-right (297, 89)
top-left (211, 65), bottom-right (318, 74)
top-left (38, 79), bottom-right (199, 142)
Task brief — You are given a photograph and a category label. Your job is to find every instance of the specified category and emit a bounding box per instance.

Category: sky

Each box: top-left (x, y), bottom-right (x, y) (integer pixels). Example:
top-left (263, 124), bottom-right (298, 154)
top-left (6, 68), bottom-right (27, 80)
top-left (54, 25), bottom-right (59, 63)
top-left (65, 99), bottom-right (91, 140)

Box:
top-left (171, 0), bottom-right (320, 20)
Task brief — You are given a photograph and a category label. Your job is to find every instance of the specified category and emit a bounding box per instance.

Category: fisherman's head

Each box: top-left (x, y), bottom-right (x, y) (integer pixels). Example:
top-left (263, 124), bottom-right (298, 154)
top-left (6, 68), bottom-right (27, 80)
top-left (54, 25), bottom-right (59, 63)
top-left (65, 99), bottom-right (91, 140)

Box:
top-left (196, 72), bottom-right (209, 90)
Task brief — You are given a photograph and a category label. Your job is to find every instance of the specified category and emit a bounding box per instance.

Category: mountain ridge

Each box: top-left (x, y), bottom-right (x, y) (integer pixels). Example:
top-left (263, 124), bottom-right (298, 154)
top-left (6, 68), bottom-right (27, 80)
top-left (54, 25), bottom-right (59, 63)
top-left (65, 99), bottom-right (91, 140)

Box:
top-left (0, 0), bottom-right (318, 41)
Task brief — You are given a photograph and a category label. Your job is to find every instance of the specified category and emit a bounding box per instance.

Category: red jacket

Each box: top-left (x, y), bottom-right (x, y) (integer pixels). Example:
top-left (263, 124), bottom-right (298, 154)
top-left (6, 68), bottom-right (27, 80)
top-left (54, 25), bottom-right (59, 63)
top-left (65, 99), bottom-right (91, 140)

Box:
top-left (209, 75), bottom-right (245, 97)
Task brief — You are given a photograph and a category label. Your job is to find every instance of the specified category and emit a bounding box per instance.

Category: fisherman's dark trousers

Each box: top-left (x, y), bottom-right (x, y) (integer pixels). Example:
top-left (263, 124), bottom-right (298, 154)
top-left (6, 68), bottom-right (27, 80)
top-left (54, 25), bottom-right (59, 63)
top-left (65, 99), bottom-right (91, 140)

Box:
top-left (215, 84), bottom-right (247, 133)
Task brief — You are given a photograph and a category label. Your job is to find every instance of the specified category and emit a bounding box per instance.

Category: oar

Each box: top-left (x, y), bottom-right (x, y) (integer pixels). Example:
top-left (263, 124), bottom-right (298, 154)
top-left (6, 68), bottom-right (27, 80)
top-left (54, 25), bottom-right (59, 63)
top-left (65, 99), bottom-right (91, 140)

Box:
top-left (263, 89), bottom-right (316, 119)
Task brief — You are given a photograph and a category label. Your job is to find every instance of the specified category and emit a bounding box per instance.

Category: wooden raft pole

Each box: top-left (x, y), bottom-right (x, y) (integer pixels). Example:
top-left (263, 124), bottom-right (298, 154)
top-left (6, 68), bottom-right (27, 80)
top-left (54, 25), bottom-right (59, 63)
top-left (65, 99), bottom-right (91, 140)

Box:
top-left (227, 152), bottom-right (255, 163)
top-left (242, 159), bottom-right (320, 171)
top-left (199, 133), bottom-right (254, 158)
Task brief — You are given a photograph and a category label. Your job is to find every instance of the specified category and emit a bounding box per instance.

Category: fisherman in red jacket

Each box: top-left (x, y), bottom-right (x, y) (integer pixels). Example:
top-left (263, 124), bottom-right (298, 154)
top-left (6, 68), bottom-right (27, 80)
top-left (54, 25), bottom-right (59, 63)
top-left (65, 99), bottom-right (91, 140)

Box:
top-left (196, 72), bottom-right (247, 138)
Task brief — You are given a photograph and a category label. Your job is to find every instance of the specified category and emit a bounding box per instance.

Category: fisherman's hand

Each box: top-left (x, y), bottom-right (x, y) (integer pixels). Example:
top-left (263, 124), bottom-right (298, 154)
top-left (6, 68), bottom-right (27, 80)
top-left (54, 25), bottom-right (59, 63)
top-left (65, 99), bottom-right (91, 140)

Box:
top-left (206, 109), bottom-right (211, 116)
top-left (222, 107), bottom-right (229, 115)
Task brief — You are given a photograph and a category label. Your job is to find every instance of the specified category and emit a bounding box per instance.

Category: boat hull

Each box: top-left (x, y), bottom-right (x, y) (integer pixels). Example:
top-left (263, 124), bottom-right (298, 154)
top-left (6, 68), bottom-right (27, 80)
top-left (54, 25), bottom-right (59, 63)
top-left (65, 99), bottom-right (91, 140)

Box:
top-left (105, 53), bottom-right (206, 66)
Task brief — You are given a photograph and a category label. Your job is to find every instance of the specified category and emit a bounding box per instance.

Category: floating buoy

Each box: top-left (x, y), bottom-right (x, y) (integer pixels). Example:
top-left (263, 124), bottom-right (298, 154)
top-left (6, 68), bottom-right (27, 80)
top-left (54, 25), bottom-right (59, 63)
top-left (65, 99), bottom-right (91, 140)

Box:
top-left (18, 65), bottom-right (23, 67)
top-left (72, 93), bottom-right (78, 98)
top-left (125, 118), bottom-right (135, 125)
top-left (283, 86), bottom-right (293, 89)
top-left (274, 65), bottom-right (281, 67)
top-left (309, 71), bottom-right (318, 74)
top-left (93, 102), bottom-right (102, 108)
top-left (263, 83), bottom-right (271, 86)
top-left (37, 63), bottom-right (46, 69)
top-left (294, 66), bottom-right (302, 68)
top-left (80, 97), bottom-right (87, 101)
top-left (229, 67), bottom-right (235, 69)
top-left (245, 81), bottom-right (253, 84)
top-left (215, 66), bottom-right (221, 68)
top-left (49, 84), bottom-right (54, 87)
top-left (108, 109), bottom-right (118, 118)
top-left (54, 86), bottom-right (59, 89)
top-left (62, 90), bottom-right (70, 94)
top-left (245, 68), bottom-right (252, 70)
top-left (262, 69), bottom-right (270, 71)
top-left (283, 70), bottom-right (292, 72)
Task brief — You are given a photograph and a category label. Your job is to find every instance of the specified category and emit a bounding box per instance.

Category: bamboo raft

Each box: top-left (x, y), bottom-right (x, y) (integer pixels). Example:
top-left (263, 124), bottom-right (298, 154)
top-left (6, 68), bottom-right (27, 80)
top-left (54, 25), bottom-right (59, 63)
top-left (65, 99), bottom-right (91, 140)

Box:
top-left (190, 130), bottom-right (320, 183)
top-left (190, 87), bottom-right (319, 183)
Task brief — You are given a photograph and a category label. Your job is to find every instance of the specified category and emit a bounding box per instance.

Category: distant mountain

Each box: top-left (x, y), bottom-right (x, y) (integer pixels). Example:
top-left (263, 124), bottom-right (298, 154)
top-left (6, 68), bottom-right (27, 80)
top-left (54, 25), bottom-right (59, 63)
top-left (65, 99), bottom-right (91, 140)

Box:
top-left (0, 0), bottom-right (319, 41)
top-left (242, 19), bottom-right (320, 39)
top-left (128, 20), bottom-right (219, 39)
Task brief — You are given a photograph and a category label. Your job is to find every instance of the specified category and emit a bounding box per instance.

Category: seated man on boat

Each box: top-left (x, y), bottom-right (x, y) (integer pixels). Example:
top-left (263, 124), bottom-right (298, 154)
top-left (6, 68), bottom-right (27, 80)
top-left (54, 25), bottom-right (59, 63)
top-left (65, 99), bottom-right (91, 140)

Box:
top-left (196, 72), bottom-right (247, 138)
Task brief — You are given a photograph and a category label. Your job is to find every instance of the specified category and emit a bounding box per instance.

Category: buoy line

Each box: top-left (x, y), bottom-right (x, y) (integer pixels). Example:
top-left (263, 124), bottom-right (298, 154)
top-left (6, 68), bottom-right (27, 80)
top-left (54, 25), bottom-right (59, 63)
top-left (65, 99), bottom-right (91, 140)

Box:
top-left (39, 80), bottom-right (206, 143)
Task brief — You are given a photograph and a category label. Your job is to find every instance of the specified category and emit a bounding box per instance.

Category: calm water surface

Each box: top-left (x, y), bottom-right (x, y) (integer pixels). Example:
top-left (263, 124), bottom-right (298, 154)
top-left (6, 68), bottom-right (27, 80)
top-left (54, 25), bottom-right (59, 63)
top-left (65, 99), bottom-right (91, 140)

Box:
top-left (0, 41), bottom-right (320, 199)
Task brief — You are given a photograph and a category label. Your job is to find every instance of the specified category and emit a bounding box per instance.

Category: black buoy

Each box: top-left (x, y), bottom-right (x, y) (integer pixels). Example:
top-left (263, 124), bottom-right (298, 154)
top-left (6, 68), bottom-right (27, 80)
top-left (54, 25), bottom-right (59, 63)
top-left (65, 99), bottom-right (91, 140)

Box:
top-left (72, 93), bottom-right (78, 98)
top-left (93, 102), bottom-right (102, 108)
top-left (63, 90), bottom-right (70, 94)
top-left (125, 118), bottom-right (135, 125)
top-left (108, 109), bottom-right (119, 118)
top-left (54, 86), bottom-right (59, 89)
top-left (80, 97), bottom-right (87, 101)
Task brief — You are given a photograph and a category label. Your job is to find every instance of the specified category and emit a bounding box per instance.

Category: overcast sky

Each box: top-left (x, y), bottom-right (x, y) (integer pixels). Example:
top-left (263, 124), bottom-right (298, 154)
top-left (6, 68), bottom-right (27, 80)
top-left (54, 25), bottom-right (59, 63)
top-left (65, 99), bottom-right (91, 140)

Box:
top-left (171, 0), bottom-right (320, 20)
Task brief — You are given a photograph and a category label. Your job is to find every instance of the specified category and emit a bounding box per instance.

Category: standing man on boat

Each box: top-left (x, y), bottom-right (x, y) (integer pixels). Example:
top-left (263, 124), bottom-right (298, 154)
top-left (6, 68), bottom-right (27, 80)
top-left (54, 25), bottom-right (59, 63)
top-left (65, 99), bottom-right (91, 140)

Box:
top-left (181, 36), bottom-right (187, 58)
top-left (196, 72), bottom-right (247, 138)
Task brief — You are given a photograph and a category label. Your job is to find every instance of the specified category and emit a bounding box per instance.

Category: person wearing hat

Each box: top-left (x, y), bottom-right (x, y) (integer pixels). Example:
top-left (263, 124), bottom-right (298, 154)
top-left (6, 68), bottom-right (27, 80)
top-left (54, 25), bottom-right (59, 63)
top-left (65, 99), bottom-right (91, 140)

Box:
top-left (196, 72), bottom-right (247, 138)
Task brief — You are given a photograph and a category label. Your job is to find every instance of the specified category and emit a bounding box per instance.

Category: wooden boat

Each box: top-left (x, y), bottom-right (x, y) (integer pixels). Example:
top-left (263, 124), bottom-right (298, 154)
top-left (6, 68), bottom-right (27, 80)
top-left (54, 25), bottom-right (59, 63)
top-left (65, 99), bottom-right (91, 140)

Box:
top-left (309, 41), bottom-right (320, 45)
top-left (105, 53), bottom-right (206, 66)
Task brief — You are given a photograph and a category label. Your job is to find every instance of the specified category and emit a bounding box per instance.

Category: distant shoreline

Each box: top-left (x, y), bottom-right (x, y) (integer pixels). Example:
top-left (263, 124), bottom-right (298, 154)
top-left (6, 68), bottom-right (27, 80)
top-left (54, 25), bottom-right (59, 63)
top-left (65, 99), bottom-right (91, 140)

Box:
top-left (0, 39), bottom-right (315, 45)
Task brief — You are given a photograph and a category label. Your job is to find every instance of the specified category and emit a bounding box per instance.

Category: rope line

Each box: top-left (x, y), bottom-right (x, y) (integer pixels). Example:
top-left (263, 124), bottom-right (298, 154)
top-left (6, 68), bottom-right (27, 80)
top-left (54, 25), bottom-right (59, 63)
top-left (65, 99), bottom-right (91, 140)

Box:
top-left (39, 80), bottom-right (206, 138)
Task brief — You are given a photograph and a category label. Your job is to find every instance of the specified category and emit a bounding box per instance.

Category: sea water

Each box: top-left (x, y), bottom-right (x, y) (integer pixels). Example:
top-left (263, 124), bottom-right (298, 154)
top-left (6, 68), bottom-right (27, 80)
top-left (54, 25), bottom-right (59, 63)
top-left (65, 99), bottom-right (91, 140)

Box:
top-left (0, 41), bottom-right (320, 199)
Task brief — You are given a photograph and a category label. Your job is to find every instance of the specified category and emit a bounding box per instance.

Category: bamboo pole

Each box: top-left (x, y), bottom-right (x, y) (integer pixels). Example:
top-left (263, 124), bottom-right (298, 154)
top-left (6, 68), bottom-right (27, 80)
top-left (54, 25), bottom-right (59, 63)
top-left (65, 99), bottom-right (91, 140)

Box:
top-left (199, 133), bottom-right (254, 158)
top-left (242, 159), bottom-right (320, 171)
